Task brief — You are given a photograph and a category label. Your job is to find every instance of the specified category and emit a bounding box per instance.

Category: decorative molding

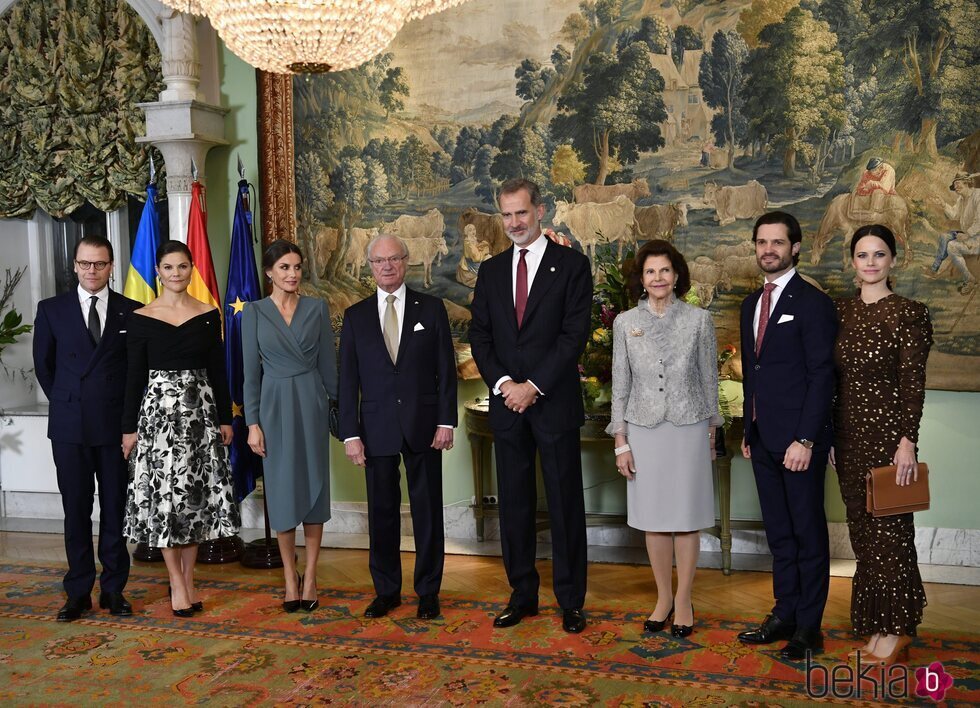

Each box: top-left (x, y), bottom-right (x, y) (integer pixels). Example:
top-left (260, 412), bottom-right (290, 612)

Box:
top-left (256, 69), bottom-right (296, 247)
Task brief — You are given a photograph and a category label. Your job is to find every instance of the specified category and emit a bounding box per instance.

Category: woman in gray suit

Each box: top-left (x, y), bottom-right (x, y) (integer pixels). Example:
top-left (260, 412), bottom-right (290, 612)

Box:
top-left (243, 240), bottom-right (338, 612)
top-left (607, 240), bottom-right (721, 637)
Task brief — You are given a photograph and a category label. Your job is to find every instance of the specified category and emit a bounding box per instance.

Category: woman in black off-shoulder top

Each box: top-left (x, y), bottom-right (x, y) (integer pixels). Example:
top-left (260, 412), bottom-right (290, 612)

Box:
top-left (121, 241), bottom-right (241, 617)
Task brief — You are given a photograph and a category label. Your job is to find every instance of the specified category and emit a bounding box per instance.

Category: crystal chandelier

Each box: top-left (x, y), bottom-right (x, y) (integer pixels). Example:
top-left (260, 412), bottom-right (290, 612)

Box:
top-left (160, 1), bottom-right (466, 74)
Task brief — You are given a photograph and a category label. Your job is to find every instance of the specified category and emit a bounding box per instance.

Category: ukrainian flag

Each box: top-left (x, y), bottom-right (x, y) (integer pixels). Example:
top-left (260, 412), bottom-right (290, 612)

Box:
top-left (123, 184), bottom-right (160, 304)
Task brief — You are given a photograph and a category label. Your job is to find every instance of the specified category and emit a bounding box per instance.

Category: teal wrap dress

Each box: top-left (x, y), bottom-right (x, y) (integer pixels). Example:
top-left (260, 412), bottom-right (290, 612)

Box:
top-left (242, 297), bottom-right (338, 531)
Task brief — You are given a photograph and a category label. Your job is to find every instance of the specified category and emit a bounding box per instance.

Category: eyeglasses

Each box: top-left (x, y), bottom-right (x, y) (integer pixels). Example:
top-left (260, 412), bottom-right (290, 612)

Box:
top-left (368, 255), bottom-right (407, 266)
top-left (75, 260), bottom-right (111, 271)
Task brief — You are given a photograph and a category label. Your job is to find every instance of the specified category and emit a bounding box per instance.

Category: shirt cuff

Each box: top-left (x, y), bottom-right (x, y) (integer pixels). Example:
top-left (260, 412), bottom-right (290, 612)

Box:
top-left (492, 375), bottom-right (512, 395)
top-left (437, 424), bottom-right (454, 429)
top-left (343, 437), bottom-right (361, 443)
top-left (526, 379), bottom-right (543, 396)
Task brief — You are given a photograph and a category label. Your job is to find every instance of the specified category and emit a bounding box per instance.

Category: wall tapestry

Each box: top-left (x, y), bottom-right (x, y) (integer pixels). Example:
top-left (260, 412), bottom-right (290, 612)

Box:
top-left (259, 0), bottom-right (980, 391)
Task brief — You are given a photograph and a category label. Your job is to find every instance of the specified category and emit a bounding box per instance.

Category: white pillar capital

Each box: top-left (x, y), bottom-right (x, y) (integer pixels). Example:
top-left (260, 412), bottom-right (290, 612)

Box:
top-left (158, 8), bottom-right (203, 103)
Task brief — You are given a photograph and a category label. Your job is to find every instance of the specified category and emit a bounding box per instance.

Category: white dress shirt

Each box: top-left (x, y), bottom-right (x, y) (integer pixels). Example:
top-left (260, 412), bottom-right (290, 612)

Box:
top-left (494, 232), bottom-right (549, 396)
top-left (752, 267), bottom-right (796, 340)
top-left (77, 284), bottom-right (108, 336)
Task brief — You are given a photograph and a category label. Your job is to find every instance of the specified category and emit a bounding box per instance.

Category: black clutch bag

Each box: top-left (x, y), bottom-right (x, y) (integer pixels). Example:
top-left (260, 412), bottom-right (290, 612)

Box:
top-left (328, 400), bottom-right (340, 440)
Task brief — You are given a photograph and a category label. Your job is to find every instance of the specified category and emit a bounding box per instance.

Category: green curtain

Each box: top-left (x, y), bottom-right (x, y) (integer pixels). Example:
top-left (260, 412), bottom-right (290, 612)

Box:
top-left (0, 0), bottom-right (163, 219)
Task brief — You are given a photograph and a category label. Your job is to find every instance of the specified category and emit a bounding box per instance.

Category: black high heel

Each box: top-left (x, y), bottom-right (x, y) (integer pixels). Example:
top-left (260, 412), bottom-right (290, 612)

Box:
top-left (283, 572), bottom-right (302, 613)
top-left (301, 574), bottom-right (319, 613)
top-left (170, 584), bottom-right (203, 613)
top-left (671, 603), bottom-right (694, 637)
top-left (643, 605), bottom-right (674, 633)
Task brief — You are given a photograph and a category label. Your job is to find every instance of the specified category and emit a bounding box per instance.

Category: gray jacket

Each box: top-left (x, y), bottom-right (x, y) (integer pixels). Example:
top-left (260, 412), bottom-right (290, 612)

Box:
top-left (606, 298), bottom-right (723, 436)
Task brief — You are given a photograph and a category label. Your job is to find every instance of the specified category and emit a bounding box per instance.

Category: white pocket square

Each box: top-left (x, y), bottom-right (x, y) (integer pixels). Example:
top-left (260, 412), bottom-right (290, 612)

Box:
top-left (413, 322), bottom-right (425, 331)
top-left (777, 314), bottom-right (794, 324)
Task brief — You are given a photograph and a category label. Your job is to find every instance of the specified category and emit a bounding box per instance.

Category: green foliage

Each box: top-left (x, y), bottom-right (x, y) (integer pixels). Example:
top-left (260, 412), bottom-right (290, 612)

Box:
top-left (741, 7), bottom-right (846, 176)
top-left (617, 16), bottom-right (670, 55)
top-left (452, 127), bottom-right (482, 175)
top-left (491, 124), bottom-right (550, 188)
top-left (379, 66), bottom-right (410, 117)
top-left (699, 30), bottom-right (749, 157)
top-left (560, 12), bottom-right (592, 46)
top-left (515, 58), bottom-right (556, 102)
top-left (671, 24), bottom-right (703, 65)
top-left (397, 135), bottom-right (433, 197)
top-left (737, 0), bottom-right (800, 48)
top-left (551, 144), bottom-right (587, 194)
top-left (551, 44), bottom-right (667, 184)
top-left (579, 247), bottom-right (633, 385)
top-left (0, 0), bottom-right (163, 218)
top-left (474, 145), bottom-right (499, 205)
top-left (551, 45), bottom-right (572, 76)
top-left (0, 268), bottom-right (32, 366)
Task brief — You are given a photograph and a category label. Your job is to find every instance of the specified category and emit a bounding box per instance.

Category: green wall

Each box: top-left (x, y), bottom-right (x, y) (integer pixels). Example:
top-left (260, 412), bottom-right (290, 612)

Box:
top-left (210, 45), bottom-right (980, 531)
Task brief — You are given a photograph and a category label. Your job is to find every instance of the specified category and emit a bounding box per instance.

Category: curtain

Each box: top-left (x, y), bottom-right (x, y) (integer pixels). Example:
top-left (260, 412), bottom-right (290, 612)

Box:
top-left (0, 0), bottom-right (163, 219)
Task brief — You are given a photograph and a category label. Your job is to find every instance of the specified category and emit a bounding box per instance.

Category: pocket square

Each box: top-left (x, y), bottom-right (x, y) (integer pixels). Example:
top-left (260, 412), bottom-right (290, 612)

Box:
top-left (777, 314), bottom-right (794, 324)
top-left (118, 330), bottom-right (126, 333)
top-left (413, 322), bottom-right (425, 331)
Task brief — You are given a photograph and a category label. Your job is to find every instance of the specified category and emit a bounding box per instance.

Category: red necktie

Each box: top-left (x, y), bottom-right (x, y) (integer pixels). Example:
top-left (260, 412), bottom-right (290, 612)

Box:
top-left (515, 248), bottom-right (528, 328)
top-left (755, 282), bottom-right (776, 355)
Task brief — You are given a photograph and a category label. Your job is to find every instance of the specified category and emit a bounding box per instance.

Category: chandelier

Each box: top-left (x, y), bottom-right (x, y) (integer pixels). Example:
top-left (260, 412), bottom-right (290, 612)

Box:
top-left (160, 1), bottom-right (466, 74)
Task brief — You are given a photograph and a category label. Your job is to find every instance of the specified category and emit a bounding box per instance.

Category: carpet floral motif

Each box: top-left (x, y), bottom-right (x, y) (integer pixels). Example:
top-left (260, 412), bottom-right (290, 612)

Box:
top-left (0, 562), bottom-right (977, 706)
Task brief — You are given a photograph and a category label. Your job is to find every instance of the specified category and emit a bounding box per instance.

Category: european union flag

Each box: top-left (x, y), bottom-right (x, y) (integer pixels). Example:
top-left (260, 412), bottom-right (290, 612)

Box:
top-left (224, 178), bottom-right (263, 501)
top-left (123, 184), bottom-right (160, 304)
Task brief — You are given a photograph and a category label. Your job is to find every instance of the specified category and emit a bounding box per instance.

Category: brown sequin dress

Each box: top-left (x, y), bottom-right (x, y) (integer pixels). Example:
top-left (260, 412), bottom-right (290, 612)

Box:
top-left (833, 293), bottom-right (932, 636)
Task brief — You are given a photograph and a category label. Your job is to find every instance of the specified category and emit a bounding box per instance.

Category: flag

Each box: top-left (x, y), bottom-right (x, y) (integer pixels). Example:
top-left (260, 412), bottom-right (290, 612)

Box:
top-left (123, 184), bottom-right (161, 304)
top-left (186, 180), bottom-right (221, 311)
top-left (224, 178), bottom-right (263, 501)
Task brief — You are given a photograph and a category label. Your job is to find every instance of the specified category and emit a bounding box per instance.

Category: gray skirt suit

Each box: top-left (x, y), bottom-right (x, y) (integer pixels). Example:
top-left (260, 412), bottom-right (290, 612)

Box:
top-left (242, 297), bottom-right (338, 531)
top-left (607, 298), bottom-right (722, 532)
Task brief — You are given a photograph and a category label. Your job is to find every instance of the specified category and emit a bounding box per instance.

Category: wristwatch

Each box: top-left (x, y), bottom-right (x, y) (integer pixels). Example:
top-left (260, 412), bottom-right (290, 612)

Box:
top-left (796, 438), bottom-right (814, 449)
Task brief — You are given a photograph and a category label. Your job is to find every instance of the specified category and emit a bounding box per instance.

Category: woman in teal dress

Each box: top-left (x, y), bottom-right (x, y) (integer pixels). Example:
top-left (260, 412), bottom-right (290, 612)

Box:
top-left (243, 240), bottom-right (338, 612)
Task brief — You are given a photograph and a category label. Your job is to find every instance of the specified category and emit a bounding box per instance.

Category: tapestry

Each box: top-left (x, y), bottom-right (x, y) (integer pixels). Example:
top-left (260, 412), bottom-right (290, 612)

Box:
top-left (2, 562), bottom-right (978, 705)
top-left (260, 0), bottom-right (980, 390)
top-left (0, 0), bottom-right (163, 219)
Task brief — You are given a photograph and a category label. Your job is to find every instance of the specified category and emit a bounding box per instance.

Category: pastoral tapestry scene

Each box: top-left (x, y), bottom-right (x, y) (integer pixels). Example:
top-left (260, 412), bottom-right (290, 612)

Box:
top-left (287, 0), bottom-right (980, 391)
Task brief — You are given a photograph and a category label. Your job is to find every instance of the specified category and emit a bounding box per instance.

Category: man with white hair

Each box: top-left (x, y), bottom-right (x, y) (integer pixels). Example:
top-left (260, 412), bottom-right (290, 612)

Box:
top-left (339, 234), bottom-right (457, 620)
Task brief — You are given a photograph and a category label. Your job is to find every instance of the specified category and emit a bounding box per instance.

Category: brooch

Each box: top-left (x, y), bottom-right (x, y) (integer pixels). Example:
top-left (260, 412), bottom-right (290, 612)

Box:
top-left (629, 327), bottom-right (644, 337)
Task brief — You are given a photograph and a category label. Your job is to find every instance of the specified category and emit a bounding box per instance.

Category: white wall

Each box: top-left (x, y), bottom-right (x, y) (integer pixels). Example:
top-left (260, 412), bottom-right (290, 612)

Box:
top-left (0, 218), bottom-right (36, 410)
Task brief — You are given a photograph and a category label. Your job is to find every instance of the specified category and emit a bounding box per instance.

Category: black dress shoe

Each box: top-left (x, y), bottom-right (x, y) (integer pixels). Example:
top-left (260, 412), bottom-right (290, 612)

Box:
top-left (643, 605), bottom-right (674, 633)
top-left (172, 607), bottom-right (194, 618)
top-left (98, 591), bottom-right (133, 616)
top-left (417, 594), bottom-right (440, 620)
top-left (780, 627), bottom-right (823, 661)
top-left (562, 608), bottom-right (587, 633)
top-left (364, 595), bottom-right (401, 618)
top-left (737, 614), bottom-right (796, 644)
top-left (493, 603), bottom-right (539, 628)
top-left (57, 595), bottom-right (92, 622)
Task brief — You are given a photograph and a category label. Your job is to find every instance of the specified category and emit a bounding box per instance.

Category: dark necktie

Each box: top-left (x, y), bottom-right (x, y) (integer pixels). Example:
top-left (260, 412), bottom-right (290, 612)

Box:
top-left (88, 295), bottom-right (101, 345)
top-left (755, 282), bottom-right (776, 355)
top-left (515, 248), bottom-right (528, 328)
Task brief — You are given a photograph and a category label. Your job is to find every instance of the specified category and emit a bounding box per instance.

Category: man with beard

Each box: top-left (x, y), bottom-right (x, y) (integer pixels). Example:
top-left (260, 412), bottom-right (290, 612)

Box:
top-left (469, 178), bottom-right (593, 633)
top-left (736, 211), bottom-right (837, 661)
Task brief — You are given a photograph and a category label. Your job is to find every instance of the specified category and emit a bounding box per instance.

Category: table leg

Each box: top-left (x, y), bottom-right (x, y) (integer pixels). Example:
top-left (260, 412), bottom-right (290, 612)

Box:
top-left (469, 432), bottom-right (486, 542)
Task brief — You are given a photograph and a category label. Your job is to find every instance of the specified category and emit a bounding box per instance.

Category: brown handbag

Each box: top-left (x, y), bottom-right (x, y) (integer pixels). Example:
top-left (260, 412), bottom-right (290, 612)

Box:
top-left (865, 463), bottom-right (930, 517)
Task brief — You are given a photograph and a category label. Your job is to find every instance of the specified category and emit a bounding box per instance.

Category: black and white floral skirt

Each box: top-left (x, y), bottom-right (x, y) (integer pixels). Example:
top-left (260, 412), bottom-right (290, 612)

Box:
top-left (124, 369), bottom-right (241, 547)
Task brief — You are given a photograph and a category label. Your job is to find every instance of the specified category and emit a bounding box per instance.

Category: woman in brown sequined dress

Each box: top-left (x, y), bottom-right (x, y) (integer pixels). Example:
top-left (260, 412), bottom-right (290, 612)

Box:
top-left (833, 224), bottom-right (933, 665)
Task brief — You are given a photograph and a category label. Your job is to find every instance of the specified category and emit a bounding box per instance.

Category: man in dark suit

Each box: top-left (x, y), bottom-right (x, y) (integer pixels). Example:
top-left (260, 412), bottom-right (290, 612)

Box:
top-left (469, 178), bottom-right (593, 633)
top-left (33, 235), bottom-right (141, 621)
top-left (737, 211), bottom-right (838, 660)
top-left (339, 234), bottom-right (458, 620)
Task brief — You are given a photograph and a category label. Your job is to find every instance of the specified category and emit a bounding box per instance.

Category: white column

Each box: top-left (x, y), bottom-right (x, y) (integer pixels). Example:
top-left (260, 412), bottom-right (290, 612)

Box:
top-left (137, 9), bottom-right (228, 242)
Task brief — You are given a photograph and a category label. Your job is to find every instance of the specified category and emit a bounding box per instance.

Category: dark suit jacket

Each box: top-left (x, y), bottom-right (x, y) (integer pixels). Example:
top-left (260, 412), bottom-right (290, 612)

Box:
top-left (338, 288), bottom-right (457, 457)
top-left (740, 272), bottom-right (837, 452)
top-left (469, 238), bottom-right (593, 433)
top-left (33, 289), bottom-right (141, 446)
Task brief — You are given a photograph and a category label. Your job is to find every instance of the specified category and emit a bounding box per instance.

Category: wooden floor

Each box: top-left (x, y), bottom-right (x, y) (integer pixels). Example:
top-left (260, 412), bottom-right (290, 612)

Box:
top-left (3, 530), bottom-right (978, 635)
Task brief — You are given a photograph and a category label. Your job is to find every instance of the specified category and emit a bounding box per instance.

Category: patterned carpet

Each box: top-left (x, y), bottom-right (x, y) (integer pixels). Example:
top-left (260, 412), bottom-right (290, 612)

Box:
top-left (0, 562), bottom-right (977, 706)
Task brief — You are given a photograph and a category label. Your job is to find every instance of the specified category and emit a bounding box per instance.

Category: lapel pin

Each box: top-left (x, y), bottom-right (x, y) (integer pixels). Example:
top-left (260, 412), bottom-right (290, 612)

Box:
top-left (550, 266), bottom-right (556, 272)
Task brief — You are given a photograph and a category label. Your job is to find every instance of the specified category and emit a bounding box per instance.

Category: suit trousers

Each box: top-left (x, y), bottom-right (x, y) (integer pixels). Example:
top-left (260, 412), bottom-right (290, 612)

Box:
top-left (749, 442), bottom-right (830, 630)
top-left (365, 442), bottom-right (444, 598)
top-left (493, 416), bottom-right (587, 610)
top-left (51, 441), bottom-right (131, 598)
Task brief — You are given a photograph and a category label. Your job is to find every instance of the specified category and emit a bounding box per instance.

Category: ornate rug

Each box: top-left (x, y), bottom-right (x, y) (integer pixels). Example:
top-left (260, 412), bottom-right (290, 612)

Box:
top-left (0, 562), bottom-right (976, 706)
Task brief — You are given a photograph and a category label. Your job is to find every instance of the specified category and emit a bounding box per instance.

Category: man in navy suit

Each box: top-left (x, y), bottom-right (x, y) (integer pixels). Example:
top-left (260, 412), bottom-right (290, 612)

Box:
top-left (469, 178), bottom-right (593, 633)
top-left (736, 211), bottom-right (837, 660)
top-left (33, 235), bottom-right (141, 621)
top-left (339, 234), bottom-right (458, 620)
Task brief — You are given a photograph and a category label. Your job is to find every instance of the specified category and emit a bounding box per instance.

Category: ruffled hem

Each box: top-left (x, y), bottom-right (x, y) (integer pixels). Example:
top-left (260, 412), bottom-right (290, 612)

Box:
top-left (851, 569), bottom-right (927, 636)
